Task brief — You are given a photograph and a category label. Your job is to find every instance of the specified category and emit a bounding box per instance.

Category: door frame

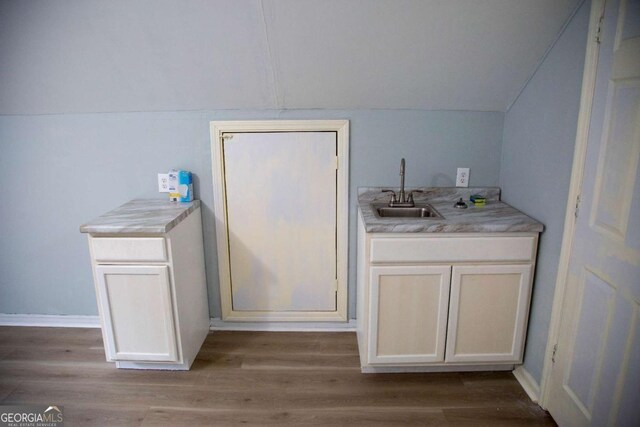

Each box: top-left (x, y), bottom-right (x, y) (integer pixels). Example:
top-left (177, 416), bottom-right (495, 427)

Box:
top-left (538, 0), bottom-right (606, 408)
top-left (209, 120), bottom-right (349, 322)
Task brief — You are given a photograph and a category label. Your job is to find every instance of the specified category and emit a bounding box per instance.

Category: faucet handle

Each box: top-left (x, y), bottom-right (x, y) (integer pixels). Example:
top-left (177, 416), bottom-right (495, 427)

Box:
top-left (382, 189), bottom-right (397, 203)
top-left (407, 190), bottom-right (423, 203)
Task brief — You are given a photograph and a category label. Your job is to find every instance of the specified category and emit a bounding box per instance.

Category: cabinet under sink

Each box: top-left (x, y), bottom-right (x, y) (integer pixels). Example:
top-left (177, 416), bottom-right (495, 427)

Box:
top-left (356, 213), bottom-right (539, 373)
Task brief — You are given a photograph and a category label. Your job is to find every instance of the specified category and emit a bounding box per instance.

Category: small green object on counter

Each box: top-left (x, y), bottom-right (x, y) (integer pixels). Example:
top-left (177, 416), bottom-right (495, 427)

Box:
top-left (470, 194), bottom-right (486, 206)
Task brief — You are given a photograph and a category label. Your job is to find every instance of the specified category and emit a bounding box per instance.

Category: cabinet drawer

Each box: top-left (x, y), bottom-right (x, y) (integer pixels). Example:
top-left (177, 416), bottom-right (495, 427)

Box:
top-left (370, 236), bottom-right (535, 263)
top-left (91, 237), bottom-right (168, 263)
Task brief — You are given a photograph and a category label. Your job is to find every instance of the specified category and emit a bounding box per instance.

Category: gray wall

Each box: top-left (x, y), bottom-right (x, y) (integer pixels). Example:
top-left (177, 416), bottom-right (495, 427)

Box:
top-left (0, 109), bottom-right (503, 318)
top-left (0, 0), bottom-right (581, 114)
top-left (500, 0), bottom-right (590, 383)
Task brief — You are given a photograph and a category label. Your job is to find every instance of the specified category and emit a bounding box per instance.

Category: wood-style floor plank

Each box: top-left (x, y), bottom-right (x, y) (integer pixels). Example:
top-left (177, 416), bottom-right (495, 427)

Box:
top-left (0, 327), bottom-right (556, 426)
top-left (442, 405), bottom-right (557, 426)
top-left (0, 379), bottom-right (21, 401)
top-left (142, 406), bottom-right (449, 426)
top-left (62, 403), bottom-right (148, 427)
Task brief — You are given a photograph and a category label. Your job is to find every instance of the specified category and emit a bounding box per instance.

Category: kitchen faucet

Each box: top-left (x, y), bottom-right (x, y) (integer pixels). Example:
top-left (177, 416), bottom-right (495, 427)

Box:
top-left (399, 158), bottom-right (406, 203)
top-left (382, 158), bottom-right (422, 207)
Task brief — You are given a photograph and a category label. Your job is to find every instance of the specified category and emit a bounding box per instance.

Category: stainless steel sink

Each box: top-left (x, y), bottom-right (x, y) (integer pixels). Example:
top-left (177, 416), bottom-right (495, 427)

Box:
top-left (373, 203), bottom-right (443, 219)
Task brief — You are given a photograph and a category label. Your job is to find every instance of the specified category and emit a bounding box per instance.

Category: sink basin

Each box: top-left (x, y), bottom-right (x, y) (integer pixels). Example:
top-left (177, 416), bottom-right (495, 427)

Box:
top-left (373, 204), bottom-right (443, 219)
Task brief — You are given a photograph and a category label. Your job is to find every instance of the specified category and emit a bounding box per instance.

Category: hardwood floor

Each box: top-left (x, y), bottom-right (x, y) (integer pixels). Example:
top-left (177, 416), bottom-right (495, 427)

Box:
top-left (0, 327), bottom-right (556, 426)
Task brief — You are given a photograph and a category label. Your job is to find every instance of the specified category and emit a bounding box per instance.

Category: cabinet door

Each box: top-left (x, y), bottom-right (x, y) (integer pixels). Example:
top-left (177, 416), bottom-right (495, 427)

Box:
top-left (446, 264), bottom-right (532, 363)
top-left (368, 265), bottom-right (451, 364)
top-left (95, 265), bottom-right (178, 362)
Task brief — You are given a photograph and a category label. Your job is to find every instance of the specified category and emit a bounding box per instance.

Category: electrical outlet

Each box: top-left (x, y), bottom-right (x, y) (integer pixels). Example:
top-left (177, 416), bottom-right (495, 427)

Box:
top-left (158, 173), bottom-right (170, 192)
top-left (456, 167), bottom-right (470, 187)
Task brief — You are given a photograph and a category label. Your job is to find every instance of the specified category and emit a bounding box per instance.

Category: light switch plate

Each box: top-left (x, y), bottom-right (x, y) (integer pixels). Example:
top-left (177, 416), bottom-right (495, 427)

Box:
top-left (158, 173), bottom-right (170, 192)
top-left (456, 168), bottom-right (470, 187)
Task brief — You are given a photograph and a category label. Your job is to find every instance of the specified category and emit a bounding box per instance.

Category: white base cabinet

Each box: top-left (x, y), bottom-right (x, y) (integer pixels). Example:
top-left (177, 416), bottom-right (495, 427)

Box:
top-left (87, 208), bottom-right (209, 370)
top-left (357, 213), bottom-right (538, 373)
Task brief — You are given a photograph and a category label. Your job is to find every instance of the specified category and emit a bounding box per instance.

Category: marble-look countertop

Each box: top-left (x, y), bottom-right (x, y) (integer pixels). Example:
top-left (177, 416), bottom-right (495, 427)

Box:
top-left (80, 199), bottom-right (200, 234)
top-left (359, 187), bottom-right (544, 233)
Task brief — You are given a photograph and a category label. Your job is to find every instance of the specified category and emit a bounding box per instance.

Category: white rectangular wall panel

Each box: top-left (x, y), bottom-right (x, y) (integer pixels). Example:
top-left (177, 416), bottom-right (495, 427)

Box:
top-left (223, 131), bottom-right (337, 312)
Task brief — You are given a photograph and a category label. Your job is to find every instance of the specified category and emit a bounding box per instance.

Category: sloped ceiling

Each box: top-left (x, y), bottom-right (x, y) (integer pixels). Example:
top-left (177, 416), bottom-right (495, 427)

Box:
top-left (0, 0), bottom-right (582, 114)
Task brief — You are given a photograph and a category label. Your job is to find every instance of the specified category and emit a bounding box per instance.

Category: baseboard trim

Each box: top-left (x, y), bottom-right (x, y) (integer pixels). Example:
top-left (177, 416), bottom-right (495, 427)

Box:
top-left (209, 317), bottom-right (357, 332)
top-left (513, 365), bottom-right (541, 403)
top-left (362, 364), bottom-right (514, 374)
top-left (0, 314), bottom-right (100, 328)
top-left (0, 314), bottom-right (357, 332)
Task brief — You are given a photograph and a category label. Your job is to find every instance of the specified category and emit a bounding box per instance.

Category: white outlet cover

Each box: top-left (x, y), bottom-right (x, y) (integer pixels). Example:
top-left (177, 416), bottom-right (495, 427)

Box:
top-left (456, 167), bottom-right (470, 187)
top-left (158, 173), bottom-right (170, 193)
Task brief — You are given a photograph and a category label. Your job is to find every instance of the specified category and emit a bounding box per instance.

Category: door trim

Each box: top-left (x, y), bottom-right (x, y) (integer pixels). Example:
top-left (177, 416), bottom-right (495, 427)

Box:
top-left (209, 120), bottom-right (349, 322)
top-left (539, 0), bottom-right (606, 409)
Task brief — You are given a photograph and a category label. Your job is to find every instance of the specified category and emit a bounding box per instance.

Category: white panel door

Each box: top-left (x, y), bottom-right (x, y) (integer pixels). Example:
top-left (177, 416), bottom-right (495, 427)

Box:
top-left (546, 0), bottom-right (640, 425)
top-left (223, 131), bottom-right (337, 312)
top-left (368, 265), bottom-right (451, 364)
top-left (95, 265), bottom-right (178, 362)
top-left (446, 264), bottom-right (532, 363)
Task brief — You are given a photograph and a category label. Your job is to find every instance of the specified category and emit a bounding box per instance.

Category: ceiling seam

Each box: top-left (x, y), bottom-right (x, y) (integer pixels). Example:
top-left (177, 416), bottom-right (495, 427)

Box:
top-left (505, 0), bottom-right (588, 113)
top-left (259, 0), bottom-right (283, 109)
top-left (0, 107), bottom-right (505, 118)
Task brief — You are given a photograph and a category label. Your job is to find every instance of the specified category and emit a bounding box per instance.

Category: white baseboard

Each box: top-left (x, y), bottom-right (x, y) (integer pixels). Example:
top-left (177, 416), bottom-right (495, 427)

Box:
top-left (209, 317), bottom-right (357, 332)
top-left (0, 314), bottom-right (356, 332)
top-left (0, 314), bottom-right (100, 328)
top-left (362, 364), bottom-right (514, 374)
top-left (513, 365), bottom-right (541, 403)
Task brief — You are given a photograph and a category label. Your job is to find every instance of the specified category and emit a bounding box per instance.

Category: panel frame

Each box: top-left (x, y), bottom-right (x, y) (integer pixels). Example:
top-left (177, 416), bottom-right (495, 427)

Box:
top-left (95, 265), bottom-right (179, 362)
top-left (445, 264), bottom-right (533, 363)
top-left (368, 264), bottom-right (452, 364)
top-left (210, 120), bottom-right (349, 322)
top-left (561, 266), bottom-right (617, 420)
top-left (589, 78), bottom-right (640, 240)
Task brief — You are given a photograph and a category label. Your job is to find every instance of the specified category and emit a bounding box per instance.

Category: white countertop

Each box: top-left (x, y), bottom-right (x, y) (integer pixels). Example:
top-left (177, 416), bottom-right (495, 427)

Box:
top-left (80, 199), bottom-right (200, 234)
